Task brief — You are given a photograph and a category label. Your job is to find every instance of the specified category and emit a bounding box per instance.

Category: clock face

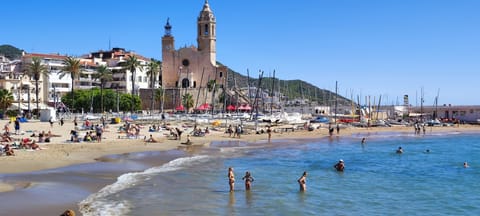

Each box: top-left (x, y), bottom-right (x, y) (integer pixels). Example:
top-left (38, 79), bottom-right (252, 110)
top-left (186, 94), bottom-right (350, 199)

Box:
top-left (182, 59), bottom-right (190, 67)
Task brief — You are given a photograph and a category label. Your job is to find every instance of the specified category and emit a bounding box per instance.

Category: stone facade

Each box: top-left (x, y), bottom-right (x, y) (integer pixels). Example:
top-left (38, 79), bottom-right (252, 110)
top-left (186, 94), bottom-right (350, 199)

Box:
top-left (161, 0), bottom-right (227, 111)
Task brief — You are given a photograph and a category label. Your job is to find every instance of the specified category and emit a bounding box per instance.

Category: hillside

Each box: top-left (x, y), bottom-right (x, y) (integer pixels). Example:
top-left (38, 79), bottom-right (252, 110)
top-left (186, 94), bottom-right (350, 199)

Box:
top-left (0, 44), bottom-right (23, 60)
top-left (219, 63), bottom-right (352, 106)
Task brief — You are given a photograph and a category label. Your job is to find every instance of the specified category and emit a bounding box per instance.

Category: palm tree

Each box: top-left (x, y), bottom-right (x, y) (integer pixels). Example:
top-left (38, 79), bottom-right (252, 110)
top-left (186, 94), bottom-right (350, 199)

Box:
top-left (154, 88), bottom-right (164, 112)
top-left (25, 57), bottom-right (49, 116)
top-left (123, 55), bottom-right (143, 113)
top-left (207, 80), bottom-right (217, 92)
top-left (93, 65), bottom-right (113, 113)
top-left (146, 59), bottom-right (160, 113)
top-left (60, 56), bottom-right (82, 112)
top-left (0, 89), bottom-right (14, 112)
top-left (182, 93), bottom-right (194, 113)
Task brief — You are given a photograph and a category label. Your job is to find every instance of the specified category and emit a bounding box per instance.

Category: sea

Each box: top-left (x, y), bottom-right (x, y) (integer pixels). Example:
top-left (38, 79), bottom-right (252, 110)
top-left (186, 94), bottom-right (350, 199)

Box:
top-left (78, 130), bottom-right (480, 216)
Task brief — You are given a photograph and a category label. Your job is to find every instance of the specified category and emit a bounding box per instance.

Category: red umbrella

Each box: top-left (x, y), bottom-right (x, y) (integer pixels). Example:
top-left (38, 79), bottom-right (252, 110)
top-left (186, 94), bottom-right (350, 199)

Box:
top-left (175, 105), bottom-right (185, 111)
top-left (197, 103), bottom-right (211, 111)
top-left (239, 104), bottom-right (252, 111)
top-left (226, 104), bottom-right (236, 111)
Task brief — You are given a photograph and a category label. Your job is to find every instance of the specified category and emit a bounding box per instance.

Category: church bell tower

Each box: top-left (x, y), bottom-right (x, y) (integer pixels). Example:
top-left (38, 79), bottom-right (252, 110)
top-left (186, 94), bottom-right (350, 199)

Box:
top-left (197, 0), bottom-right (216, 65)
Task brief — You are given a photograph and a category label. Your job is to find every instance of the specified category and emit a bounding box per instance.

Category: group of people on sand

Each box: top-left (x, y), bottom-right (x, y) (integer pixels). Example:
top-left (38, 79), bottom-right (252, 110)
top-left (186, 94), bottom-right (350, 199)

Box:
top-left (227, 124), bottom-right (243, 138)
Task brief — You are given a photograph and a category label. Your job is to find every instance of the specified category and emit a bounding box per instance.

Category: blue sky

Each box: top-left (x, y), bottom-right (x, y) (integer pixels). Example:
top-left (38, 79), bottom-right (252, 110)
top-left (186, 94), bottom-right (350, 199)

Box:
top-left (3, 0), bottom-right (480, 105)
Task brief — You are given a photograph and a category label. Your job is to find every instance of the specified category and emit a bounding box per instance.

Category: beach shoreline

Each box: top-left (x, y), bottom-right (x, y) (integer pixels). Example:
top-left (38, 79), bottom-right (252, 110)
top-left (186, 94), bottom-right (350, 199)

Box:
top-left (0, 118), bottom-right (478, 215)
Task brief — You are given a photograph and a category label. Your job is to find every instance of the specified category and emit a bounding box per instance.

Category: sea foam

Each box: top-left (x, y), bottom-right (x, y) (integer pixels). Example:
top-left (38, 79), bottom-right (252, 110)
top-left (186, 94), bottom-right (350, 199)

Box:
top-left (79, 155), bottom-right (209, 216)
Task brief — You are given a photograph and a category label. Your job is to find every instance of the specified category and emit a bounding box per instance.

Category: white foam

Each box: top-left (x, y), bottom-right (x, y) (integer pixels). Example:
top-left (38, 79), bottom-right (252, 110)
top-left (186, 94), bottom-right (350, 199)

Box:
top-left (79, 155), bottom-right (209, 216)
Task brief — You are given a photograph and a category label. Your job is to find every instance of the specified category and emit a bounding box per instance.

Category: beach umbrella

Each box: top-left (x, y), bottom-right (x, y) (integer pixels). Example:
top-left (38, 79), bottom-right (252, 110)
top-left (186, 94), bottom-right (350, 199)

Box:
top-left (197, 103), bottom-right (211, 111)
top-left (239, 104), bottom-right (252, 111)
top-left (226, 104), bottom-right (236, 111)
top-left (175, 105), bottom-right (185, 111)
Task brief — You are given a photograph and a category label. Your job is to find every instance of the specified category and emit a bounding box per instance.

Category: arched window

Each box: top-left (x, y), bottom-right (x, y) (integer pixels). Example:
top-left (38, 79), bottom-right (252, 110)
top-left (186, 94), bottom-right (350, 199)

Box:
top-left (182, 78), bottom-right (190, 88)
top-left (219, 71), bottom-right (223, 78)
top-left (204, 24), bottom-right (209, 35)
top-left (193, 81), bottom-right (197, 88)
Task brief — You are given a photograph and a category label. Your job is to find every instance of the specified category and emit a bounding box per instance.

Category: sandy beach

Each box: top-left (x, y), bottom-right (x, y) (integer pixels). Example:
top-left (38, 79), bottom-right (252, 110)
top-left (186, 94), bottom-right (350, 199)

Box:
top-left (0, 117), bottom-right (478, 215)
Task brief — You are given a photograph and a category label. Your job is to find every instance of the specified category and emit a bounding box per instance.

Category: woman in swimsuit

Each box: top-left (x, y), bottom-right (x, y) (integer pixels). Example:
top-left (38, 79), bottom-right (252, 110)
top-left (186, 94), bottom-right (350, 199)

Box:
top-left (228, 167), bottom-right (235, 192)
top-left (242, 171), bottom-right (254, 190)
top-left (298, 171), bottom-right (307, 191)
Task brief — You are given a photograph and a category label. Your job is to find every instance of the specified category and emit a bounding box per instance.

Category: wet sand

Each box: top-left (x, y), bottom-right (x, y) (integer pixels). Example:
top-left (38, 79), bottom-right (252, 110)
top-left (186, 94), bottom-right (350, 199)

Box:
top-left (0, 118), bottom-right (477, 215)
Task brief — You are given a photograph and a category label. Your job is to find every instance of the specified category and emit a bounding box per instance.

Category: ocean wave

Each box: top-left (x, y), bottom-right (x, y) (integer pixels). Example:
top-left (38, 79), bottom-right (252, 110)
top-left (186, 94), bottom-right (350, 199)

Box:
top-left (79, 155), bottom-right (209, 216)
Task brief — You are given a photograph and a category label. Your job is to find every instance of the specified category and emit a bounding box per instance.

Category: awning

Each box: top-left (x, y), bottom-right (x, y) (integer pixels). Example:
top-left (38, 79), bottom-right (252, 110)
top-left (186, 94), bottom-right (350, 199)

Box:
top-left (9, 103), bottom-right (50, 110)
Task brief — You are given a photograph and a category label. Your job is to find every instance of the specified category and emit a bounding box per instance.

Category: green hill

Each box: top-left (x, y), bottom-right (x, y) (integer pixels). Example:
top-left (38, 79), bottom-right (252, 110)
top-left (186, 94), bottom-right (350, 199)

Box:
top-left (0, 44), bottom-right (23, 60)
top-left (219, 63), bottom-right (352, 106)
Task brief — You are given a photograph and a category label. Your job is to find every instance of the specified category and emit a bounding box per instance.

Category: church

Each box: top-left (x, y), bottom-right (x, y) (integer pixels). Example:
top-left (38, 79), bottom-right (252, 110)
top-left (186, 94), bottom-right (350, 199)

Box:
top-left (161, 0), bottom-right (228, 111)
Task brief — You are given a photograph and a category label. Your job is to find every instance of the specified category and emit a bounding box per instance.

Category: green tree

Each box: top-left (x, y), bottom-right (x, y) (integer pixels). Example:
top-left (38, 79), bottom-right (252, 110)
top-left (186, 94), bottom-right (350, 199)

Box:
top-left (60, 56), bottom-right (82, 112)
top-left (146, 59), bottom-right (160, 112)
top-left (0, 89), bottom-right (14, 111)
top-left (24, 57), bottom-right (49, 115)
top-left (182, 93), bottom-right (194, 113)
top-left (93, 65), bottom-right (113, 113)
top-left (123, 55), bottom-right (142, 113)
top-left (207, 80), bottom-right (217, 92)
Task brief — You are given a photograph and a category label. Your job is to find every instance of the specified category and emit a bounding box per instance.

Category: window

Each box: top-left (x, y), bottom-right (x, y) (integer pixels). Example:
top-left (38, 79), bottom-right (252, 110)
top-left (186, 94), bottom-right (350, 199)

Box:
top-left (137, 76), bottom-right (142, 82)
top-left (204, 24), bottom-right (209, 35)
top-left (219, 72), bottom-right (223, 78)
top-left (181, 78), bottom-right (190, 88)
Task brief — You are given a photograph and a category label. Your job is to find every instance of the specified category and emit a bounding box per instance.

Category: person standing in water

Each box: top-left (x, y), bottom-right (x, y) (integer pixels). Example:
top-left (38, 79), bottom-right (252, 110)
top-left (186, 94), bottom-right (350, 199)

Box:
top-left (242, 171), bottom-right (255, 190)
top-left (297, 171), bottom-right (307, 191)
top-left (228, 167), bottom-right (235, 192)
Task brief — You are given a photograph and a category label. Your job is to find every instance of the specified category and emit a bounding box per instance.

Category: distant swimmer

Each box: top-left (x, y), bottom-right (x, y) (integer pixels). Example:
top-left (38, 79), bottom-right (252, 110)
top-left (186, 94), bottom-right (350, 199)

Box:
top-left (396, 147), bottom-right (403, 154)
top-left (424, 149), bottom-right (430, 153)
top-left (242, 171), bottom-right (255, 190)
top-left (297, 171), bottom-right (307, 191)
top-left (361, 137), bottom-right (366, 144)
top-left (334, 159), bottom-right (345, 172)
top-left (228, 167), bottom-right (235, 192)
top-left (464, 162), bottom-right (469, 168)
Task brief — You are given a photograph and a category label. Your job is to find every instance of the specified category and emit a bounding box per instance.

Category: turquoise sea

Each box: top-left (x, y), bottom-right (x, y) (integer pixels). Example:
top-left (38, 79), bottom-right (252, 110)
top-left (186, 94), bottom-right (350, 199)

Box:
top-left (79, 131), bottom-right (480, 216)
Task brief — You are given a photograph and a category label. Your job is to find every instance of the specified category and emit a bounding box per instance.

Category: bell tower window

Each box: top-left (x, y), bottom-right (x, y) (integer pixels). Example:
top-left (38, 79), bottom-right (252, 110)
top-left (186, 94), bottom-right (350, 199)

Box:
top-left (204, 24), bottom-right (209, 35)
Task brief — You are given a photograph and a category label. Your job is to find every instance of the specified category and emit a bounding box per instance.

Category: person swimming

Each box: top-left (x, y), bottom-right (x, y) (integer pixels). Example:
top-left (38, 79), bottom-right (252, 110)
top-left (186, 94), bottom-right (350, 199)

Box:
top-left (361, 137), bottom-right (366, 144)
top-left (464, 162), bottom-right (469, 168)
top-left (334, 159), bottom-right (345, 172)
top-left (396, 147), bottom-right (403, 154)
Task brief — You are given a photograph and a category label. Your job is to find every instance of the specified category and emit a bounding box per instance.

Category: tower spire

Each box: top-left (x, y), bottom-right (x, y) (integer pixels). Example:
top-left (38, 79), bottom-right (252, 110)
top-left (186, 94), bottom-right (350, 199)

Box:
top-left (164, 17), bottom-right (172, 36)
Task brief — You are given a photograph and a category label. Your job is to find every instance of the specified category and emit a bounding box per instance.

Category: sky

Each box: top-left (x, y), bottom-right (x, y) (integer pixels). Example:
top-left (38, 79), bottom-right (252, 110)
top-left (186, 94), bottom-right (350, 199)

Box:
top-left (3, 0), bottom-right (480, 106)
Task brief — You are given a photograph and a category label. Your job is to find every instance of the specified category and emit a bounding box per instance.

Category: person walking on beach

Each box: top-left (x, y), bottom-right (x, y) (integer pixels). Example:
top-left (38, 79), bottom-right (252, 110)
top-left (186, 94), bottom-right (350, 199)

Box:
top-left (336, 124), bottom-right (340, 134)
top-left (334, 159), bottom-right (345, 172)
top-left (228, 167), bottom-right (235, 192)
top-left (14, 118), bottom-right (20, 135)
top-left (298, 171), bottom-right (307, 191)
top-left (60, 117), bottom-right (64, 126)
top-left (242, 171), bottom-right (255, 190)
top-left (267, 126), bottom-right (272, 142)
